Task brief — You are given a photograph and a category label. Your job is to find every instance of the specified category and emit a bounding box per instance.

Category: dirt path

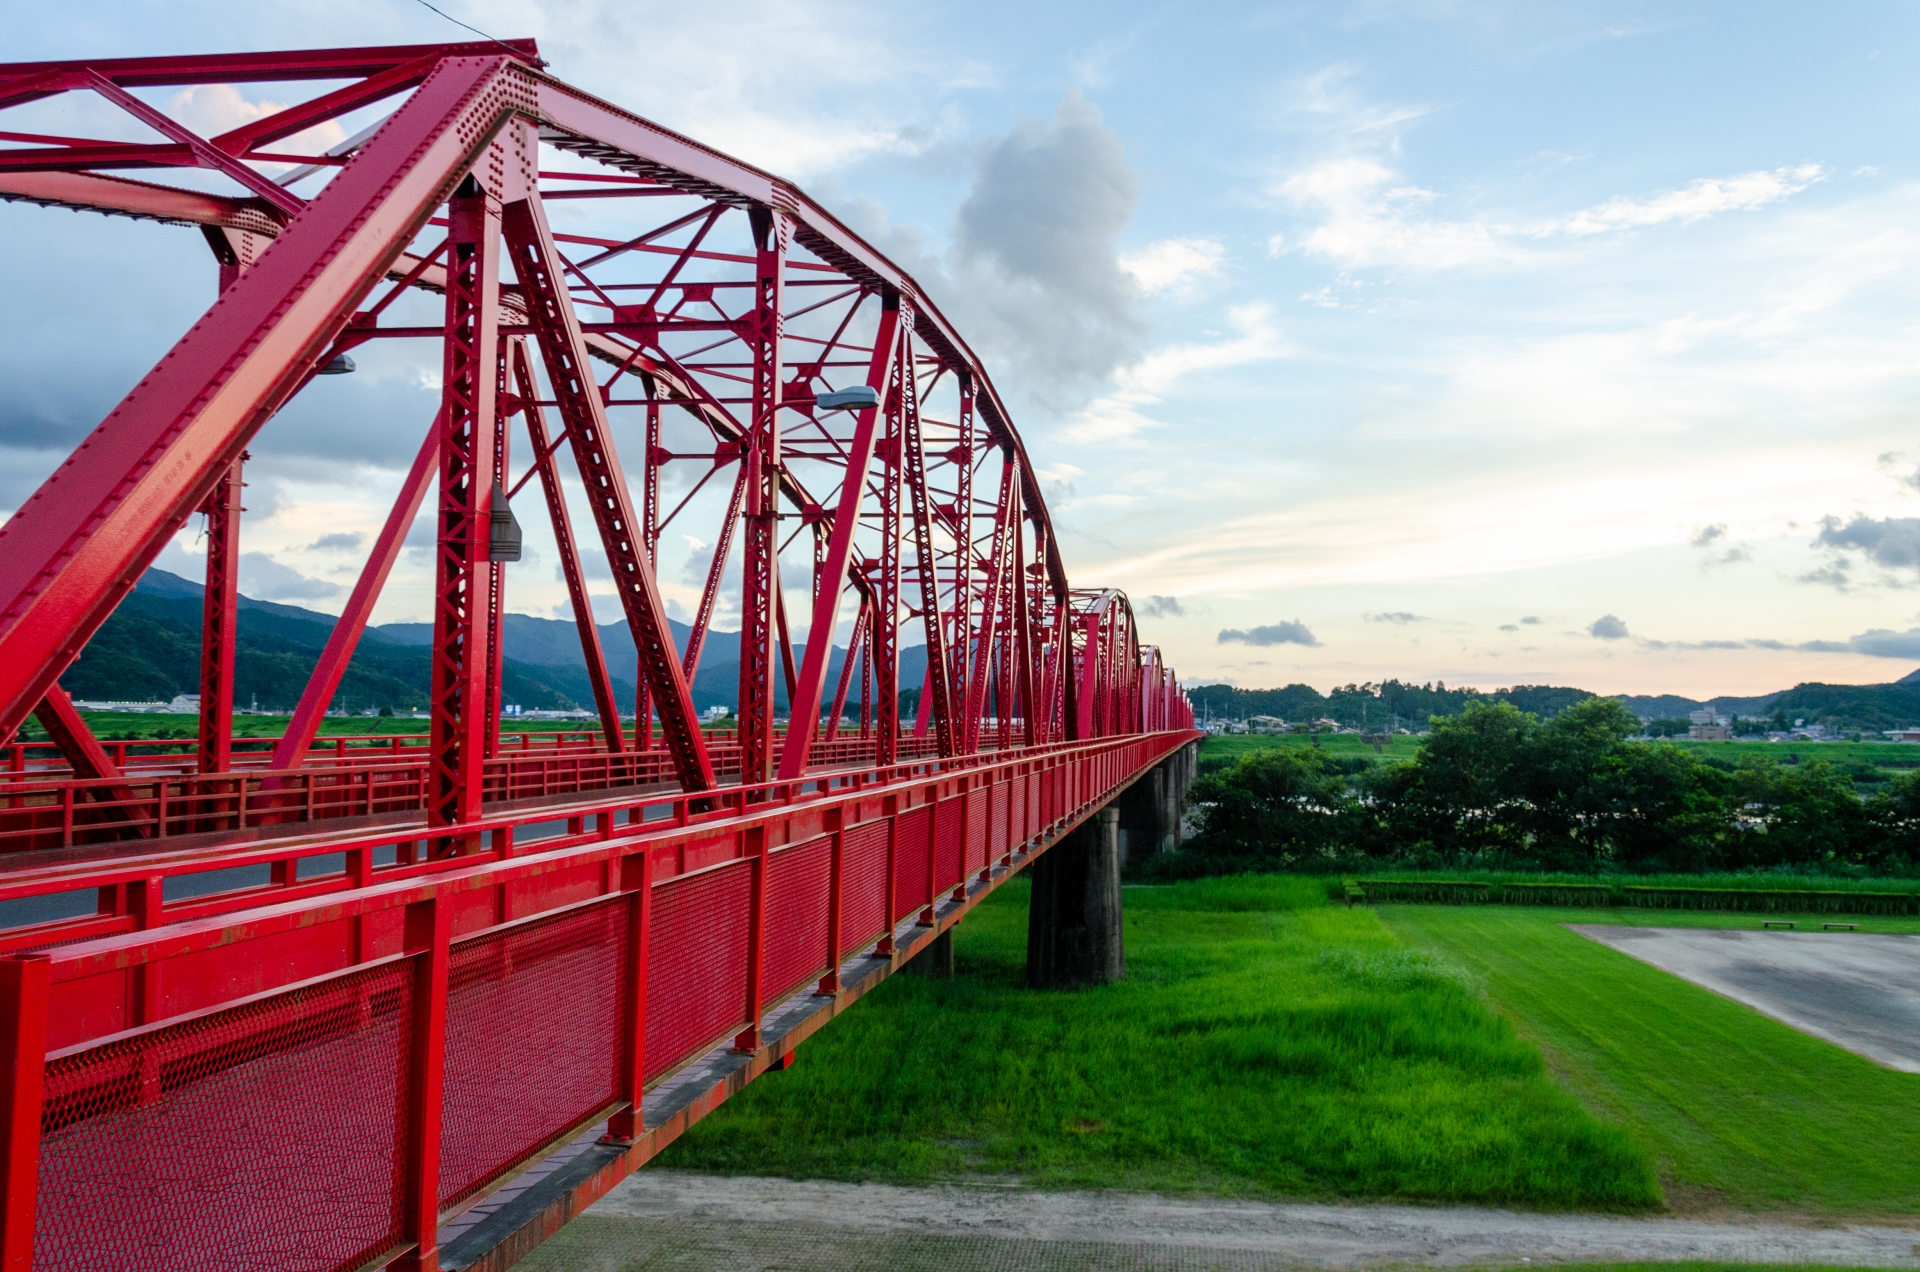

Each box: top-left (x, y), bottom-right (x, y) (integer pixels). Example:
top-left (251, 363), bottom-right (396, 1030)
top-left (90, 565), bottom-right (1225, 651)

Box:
top-left (511, 1171), bottom-right (1920, 1269)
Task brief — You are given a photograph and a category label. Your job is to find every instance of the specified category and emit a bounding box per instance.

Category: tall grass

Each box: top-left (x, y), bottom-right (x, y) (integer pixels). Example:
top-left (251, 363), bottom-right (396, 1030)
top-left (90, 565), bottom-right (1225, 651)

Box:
top-left (657, 875), bottom-right (1658, 1209)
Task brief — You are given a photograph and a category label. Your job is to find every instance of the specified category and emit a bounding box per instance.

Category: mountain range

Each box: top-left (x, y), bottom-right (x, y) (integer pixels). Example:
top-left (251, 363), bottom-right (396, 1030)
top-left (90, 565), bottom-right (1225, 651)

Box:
top-left (62, 569), bottom-right (926, 715)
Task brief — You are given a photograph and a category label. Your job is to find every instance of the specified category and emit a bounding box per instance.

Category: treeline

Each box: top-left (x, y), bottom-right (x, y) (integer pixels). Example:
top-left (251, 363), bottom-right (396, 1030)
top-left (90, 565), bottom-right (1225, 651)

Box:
top-left (1172, 699), bottom-right (1920, 877)
top-left (1186, 679), bottom-right (1594, 728)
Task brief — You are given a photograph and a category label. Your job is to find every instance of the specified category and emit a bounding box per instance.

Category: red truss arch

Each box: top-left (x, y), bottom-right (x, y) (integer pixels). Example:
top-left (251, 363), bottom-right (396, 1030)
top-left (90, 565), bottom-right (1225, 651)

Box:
top-left (0, 40), bottom-right (1192, 830)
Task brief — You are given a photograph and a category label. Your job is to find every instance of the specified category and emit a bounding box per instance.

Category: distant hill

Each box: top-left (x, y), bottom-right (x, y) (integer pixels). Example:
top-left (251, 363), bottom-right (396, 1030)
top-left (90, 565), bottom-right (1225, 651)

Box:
top-left (1191, 674), bottom-right (1920, 735)
top-left (59, 569), bottom-right (913, 715)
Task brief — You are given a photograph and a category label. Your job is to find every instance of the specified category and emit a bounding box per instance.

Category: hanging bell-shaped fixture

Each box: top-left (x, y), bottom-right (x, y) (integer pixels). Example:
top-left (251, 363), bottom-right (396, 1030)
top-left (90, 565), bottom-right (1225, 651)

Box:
top-left (488, 481), bottom-right (522, 562)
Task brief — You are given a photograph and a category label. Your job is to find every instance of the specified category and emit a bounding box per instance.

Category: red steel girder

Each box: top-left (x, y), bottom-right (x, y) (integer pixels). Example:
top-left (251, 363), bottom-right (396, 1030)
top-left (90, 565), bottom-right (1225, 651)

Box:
top-left (737, 207), bottom-right (790, 787)
top-left (194, 457), bottom-right (243, 775)
top-left (428, 178), bottom-right (505, 839)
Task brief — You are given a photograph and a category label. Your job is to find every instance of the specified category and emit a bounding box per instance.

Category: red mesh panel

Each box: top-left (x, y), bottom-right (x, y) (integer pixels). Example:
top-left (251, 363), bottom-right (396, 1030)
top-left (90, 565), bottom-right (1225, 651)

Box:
top-left (891, 805), bottom-right (931, 921)
top-left (840, 820), bottom-right (890, 954)
top-left (36, 960), bottom-right (412, 1272)
top-left (761, 835), bottom-right (831, 1005)
top-left (437, 898), bottom-right (627, 1207)
top-left (645, 860), bottom-right (750, 1081)
top-left (968, 788), bottom-right (991, 873)
top-left (934, 797), bottom-right (964, 894)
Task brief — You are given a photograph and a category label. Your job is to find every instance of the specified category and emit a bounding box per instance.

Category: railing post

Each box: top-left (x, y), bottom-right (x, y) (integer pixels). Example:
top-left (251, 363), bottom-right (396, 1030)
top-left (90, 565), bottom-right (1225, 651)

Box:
top-left (128, 876), bottom-right (162, 1026)
top-left (0, 954), bottom-right (50, 1272)
top-left (817, 809), bottom-right (844, 995)
top-left (604, 850), bottom-right (653, 1143)
top-left (876, 795), bottom-right (899, 956)
top-left (733, 828), bottom-right (767, 1052)
top-left (395, 896), bottom-right (450, 1272)
top-left (918, 789), bottom-right (937, 926)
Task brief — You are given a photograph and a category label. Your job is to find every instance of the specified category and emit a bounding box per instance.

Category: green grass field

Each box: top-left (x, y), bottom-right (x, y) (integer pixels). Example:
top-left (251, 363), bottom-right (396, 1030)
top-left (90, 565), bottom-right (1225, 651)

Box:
top-left (657, 875), bottom-right (1657, 1209)
top-left (11, 710), bottom-right (730, 747)
top-left (1385, 903), bottom-right (1920, 1217)
top-left (1198, 731), bottom-right (1920, 778)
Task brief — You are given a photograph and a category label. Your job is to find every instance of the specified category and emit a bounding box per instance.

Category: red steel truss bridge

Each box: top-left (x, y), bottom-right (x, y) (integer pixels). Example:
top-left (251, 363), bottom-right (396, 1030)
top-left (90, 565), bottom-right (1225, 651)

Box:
top-left (0, 41), bottom-right (1199, 1272)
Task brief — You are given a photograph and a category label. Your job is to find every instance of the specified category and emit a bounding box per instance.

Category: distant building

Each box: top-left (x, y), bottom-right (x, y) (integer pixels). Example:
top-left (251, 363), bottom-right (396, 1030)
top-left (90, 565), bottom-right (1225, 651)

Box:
top-left (1246, 714), bottom-right (1286, 733)
top-left (1886, 728), bottom-right (1920, 743)
top-left (1686, 706), bottom-right (1731, 741)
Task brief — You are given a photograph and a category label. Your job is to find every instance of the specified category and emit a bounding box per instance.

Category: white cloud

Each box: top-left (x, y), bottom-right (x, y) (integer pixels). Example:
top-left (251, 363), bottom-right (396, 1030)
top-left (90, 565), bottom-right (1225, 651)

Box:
top-left (1120, 237), bottom-right (1226, 295)
top-left (1558, 165), bottom-right (1824, 235)
top-left (1062, 303), bottom-right (1291, 444)
top-left (1275, 160), bottom-right (1828, 271)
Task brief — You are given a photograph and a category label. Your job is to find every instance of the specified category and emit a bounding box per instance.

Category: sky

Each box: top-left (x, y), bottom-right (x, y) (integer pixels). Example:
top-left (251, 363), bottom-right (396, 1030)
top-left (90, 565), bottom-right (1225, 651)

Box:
top-left (7, 1), bottom-right (1920, 700)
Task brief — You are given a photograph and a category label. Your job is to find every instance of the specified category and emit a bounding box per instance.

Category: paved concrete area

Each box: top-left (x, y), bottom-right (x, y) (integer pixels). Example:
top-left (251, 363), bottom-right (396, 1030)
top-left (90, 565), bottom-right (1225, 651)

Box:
top-left (1570, 925), bottom-right (1920, 1073)
top-left (510, 1171), bottom-right (1920, 1269)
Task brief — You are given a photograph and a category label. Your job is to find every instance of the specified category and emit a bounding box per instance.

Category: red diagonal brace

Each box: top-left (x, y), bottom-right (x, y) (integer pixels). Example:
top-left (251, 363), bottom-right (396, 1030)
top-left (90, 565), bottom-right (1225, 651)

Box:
top-left (513, 338), bottom-right (626, 752)
top-left (776, 293), bottom-right (899, 779)
top-left (499, 193), bottom-right (712, 792)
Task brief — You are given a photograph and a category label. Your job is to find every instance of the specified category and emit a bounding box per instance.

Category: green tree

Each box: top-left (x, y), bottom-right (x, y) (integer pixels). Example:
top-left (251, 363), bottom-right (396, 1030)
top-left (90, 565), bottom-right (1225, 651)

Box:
top-left (1729, 758), bottom-right (1872, 869)
top-left (1382, 701), bottom-right (1537, 863)
top-left (1187, 748), bottom-right (1357, 867)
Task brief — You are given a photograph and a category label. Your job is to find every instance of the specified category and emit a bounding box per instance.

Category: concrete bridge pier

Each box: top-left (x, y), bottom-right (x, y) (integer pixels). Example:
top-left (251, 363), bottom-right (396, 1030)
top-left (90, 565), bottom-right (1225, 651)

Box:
top-left (1116, 743), bottom-right (1200, 865)
top-left (1026, 806), bottom-right (1124, 988)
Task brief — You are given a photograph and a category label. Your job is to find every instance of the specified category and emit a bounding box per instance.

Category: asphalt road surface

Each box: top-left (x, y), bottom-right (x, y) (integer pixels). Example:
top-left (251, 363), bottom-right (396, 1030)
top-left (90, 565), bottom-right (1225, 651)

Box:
top-left (1571, 924), bottom-right (1920, 1072)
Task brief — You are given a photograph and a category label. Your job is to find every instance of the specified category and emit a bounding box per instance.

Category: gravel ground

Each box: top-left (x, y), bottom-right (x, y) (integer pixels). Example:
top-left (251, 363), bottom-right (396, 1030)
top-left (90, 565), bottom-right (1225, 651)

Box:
top-left (510, 1171), bottom-right (1920, 1269)
top-left (1570, 926), bottom-right (1920, 1072)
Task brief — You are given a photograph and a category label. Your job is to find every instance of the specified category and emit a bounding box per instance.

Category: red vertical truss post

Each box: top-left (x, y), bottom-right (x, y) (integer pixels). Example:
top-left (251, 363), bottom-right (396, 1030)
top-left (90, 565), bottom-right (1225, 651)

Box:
top-left (604, 849), bottom-right (652, 1143)
top-left (738, 204), bottom-right (790, 788)
top-left (776, 292), bottom-right (899, 779)
top-left (513, 340), bottom-right (626, 753)
top-left (817, 806), bottom-right (844, 994)
top-left (196, 454), bottom-right (244, 776)
top-left (498, 193), bottom-right (713, 794)
top-left (963, 457), bottom-right (1018, 752)
top-left (734, 826), bottom-right (768, 1052)
top-left (428, 177), bottom-right (502, 847)
top-left (871, 350), bottom-right (903, 767)
top-left (1015, 517), bottom-right (1038, 748)
top-left (898, 323), bottom-right (958, 758)
top-left (635, 393), bottom-right (662, 750)
top-left (483, 344), bottom-right (512, 761)
top-left (269, 424), bottom-right (439, 774)
top-left (0, 955), bottom-right (49, 1272)
top-left (951, 372), bottom-right (975, 720)
top-left (395, 895), bottom-right (451, 1272)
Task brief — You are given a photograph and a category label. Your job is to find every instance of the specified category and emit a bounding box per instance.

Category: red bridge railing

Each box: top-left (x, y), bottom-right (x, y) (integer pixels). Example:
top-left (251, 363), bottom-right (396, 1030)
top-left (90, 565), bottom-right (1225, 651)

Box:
top-left (0, 729), bottom-right (1194, 1271)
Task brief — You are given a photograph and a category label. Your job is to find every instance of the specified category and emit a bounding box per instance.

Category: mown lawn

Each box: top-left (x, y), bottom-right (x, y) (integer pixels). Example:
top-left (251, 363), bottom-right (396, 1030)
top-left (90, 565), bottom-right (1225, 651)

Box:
top-left (1385, 903), bottom-right (1920, 1216)
top-left (656, 875), bottom-right (1657, 1209)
